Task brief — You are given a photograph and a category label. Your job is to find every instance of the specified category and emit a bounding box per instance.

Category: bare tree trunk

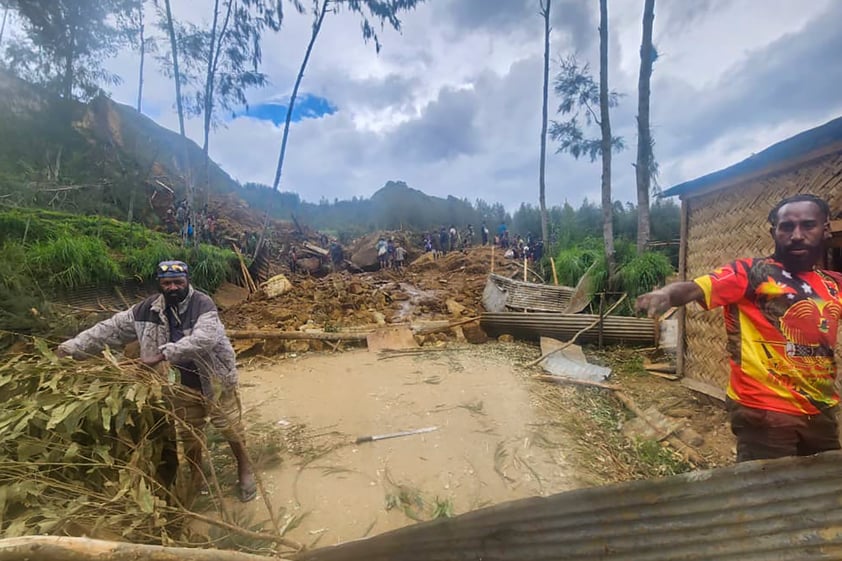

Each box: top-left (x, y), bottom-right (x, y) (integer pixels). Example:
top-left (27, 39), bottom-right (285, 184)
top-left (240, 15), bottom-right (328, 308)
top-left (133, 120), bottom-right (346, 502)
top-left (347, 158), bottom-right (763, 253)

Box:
top-left (598, 0), bottom-right (615, 277)
top-left (635, 0), bottom-right (655, 254)
top-left (202, 0), bottom-right (233, 207)
top-left (0, 7), bottom-right (9, 46)
top-left (136, 3), bottom-right (145, 113)
top-left (271, 0), bottom-right (329, 192)
top-left (163, 0), bottom-right (185, 137)
top-left (63, 30), bottom-right (75, 100)
top-left (258, 0), bottom-right (329, 257)
top-left (538, 0), bottom-right (551, 246)
top-left (163, 0), bottom-right (192, 210)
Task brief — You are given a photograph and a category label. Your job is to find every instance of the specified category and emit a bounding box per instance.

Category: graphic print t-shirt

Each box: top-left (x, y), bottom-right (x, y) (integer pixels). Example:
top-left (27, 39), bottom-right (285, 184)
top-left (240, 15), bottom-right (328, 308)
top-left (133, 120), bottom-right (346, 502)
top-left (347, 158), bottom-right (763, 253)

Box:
top-left (693, 257), bottom-right (842, 415)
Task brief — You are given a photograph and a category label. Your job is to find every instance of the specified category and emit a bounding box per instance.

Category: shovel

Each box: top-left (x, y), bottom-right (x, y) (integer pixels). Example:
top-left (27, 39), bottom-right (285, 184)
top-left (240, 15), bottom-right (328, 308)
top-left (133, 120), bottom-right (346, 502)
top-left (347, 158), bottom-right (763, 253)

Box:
top-left (355, 426), bottom-right (438, 445)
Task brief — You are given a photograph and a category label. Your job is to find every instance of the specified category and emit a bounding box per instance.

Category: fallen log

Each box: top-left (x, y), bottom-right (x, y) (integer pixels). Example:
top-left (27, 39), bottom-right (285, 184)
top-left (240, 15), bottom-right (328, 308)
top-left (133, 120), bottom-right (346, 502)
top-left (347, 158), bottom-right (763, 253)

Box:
top-left (535, 374), bottom-right (621, 391)
top-left (227, 318), bottom-right (481, 344)
top-left (414, 316), bottom-right (480, 335)
top-left (0, 536), bottom-right (290, 561)
top-left (227, 330), bottom-right (368, 341)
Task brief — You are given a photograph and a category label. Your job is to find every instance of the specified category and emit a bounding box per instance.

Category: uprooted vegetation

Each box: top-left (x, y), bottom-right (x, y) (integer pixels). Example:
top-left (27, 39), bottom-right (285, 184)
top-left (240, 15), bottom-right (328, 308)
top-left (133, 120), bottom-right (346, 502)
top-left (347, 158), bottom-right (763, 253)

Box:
top-left (0, 345), bottom-right (300, 556)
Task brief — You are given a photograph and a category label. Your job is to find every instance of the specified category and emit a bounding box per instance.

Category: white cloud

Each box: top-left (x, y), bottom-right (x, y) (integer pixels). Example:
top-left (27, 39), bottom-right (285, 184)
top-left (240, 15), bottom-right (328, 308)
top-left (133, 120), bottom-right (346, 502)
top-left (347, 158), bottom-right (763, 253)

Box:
top-left (102, 0), bottom-right (842, 212)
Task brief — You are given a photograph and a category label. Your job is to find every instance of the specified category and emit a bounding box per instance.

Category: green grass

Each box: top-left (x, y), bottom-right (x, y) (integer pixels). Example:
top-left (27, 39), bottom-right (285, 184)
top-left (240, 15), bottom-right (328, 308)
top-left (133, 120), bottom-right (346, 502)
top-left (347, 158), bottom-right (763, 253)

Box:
top-left (0, 208), bottom-right (237, 293)
top-left (552, 237), bottom-right (674, 306)
top-left (29, 236), bottom-right (122, 289)
top-left (0, 208), bottom-right (239, 338)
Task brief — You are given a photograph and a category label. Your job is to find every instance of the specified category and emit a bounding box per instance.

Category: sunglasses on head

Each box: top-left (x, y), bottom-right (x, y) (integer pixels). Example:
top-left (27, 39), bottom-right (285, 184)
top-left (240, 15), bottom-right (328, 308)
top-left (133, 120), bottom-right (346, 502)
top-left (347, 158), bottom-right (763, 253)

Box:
top-left (158, 263), bottom-right (187, 273)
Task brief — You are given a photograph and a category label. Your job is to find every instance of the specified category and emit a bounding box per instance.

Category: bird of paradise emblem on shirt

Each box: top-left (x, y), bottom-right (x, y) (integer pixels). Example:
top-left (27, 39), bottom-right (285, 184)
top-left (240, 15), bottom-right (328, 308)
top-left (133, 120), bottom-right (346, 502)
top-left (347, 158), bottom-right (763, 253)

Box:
top-left (779, 299), bottom-right (842, 348)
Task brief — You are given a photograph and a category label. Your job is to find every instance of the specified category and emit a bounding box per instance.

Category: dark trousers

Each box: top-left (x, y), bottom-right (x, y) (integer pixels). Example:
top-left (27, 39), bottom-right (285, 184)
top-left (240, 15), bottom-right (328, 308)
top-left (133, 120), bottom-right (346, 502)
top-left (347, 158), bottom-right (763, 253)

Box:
top-left (726, 398), bottom-right (841, 462)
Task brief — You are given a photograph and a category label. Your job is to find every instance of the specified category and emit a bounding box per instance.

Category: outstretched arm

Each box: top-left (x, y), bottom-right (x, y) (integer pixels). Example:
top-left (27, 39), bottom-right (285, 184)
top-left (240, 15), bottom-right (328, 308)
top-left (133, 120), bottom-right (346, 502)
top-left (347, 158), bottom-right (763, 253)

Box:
top-left (635, 282), bottom-right (704, 318)
top-left (56, 308), bottom-right (137, 359)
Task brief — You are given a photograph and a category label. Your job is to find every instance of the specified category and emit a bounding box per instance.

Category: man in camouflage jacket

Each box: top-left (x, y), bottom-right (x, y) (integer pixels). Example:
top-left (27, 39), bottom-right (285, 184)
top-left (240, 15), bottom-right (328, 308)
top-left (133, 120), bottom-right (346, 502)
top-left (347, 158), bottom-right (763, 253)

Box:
top-left (57, 260), bottom-right (257, 502)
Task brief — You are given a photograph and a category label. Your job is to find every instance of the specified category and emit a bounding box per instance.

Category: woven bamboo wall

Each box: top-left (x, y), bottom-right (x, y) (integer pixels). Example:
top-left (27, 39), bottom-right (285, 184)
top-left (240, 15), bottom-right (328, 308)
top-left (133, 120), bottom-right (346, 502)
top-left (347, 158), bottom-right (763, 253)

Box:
top-left (684, 151), bottom-right (842, 389)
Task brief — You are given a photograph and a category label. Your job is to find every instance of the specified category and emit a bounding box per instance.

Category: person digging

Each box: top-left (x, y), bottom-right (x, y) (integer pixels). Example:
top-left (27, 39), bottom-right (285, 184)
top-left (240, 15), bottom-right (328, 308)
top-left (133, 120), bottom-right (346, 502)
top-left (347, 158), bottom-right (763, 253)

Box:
top-left (56, 260), bottom-right (257, 502)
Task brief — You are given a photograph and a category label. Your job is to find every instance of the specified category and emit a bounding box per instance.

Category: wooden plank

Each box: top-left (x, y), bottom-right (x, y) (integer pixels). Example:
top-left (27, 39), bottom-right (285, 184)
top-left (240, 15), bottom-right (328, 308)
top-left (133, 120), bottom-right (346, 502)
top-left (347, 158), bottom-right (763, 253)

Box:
top-left (676, 197), bottom-right (689, 377)
top-left (366, 327), bottom-right (419, 352)
top-left (830, 219), bottom-right (842, 233)
top-left (647, 370), bottom-right (679, 381)
top-left (681, 376), bottom-right (726, 403)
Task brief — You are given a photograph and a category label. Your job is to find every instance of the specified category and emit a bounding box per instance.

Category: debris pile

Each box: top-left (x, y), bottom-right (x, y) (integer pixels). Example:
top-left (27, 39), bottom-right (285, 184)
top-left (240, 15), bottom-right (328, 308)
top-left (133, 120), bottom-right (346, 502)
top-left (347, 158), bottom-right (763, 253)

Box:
top-left (219, 244), bottom-right (525, 354)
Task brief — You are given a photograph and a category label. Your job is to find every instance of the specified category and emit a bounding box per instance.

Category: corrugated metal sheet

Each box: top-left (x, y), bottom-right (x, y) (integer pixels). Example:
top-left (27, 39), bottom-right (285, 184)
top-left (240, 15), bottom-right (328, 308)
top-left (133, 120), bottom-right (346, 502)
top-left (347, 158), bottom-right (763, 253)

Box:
top-left (298, 452), bottom-right (842, 561)
top-left (481, 312), bottom-right (656, 345)
top-left (483, 274), bottom-right (574, 313)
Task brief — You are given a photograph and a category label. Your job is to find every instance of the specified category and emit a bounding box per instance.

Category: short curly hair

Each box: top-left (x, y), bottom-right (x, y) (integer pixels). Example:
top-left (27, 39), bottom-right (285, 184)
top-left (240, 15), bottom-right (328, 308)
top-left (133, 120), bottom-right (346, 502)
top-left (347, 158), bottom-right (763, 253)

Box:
top-left (767, 194), bottom-right (830, 226)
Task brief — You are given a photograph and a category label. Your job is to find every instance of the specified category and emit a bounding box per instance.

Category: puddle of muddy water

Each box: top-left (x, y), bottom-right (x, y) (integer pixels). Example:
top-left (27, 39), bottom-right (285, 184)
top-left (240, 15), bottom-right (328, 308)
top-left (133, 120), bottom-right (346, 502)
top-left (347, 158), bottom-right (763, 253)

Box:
top-left (234, 346), bottom-right (580, 548)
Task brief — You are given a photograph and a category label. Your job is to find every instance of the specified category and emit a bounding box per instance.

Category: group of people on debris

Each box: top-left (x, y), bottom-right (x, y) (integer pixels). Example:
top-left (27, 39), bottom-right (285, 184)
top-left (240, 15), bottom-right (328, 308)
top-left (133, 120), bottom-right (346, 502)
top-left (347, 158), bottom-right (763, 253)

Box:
top-left (418, 221), bottom-right (544, 263)
top-left (375, 237), bottom-right (407, 270)
top-left (53, 193), bottom-right (842, 509)
top-left (165, 200), bottom-right (218, 247)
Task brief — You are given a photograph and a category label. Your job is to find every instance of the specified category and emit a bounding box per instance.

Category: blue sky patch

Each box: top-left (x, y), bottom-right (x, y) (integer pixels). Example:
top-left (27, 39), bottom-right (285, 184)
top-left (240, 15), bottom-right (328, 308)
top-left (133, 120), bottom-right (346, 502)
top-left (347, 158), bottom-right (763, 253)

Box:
top-left (238, 94), bottom-right (337, 125)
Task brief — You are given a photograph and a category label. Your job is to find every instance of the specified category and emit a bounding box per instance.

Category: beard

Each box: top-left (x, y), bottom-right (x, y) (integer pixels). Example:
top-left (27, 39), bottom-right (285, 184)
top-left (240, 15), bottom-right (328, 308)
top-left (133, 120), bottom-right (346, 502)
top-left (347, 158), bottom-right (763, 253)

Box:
top-left (162, 286), bottom-right (190, 307)
top-left (774, 242), bottom-right (823, 273)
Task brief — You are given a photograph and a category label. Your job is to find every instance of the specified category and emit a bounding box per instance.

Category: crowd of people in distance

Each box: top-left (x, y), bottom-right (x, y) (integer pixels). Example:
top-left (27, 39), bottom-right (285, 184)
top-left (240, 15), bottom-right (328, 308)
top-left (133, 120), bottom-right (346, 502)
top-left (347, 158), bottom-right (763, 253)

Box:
top-left (419, 221), bottom-right (544, 264)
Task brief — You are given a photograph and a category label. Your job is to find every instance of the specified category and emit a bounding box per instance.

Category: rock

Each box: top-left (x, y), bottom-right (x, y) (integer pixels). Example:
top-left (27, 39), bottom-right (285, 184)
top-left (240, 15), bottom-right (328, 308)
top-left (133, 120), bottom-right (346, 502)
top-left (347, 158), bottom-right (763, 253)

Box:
top-left (286, 340), bottom-right (310, 353)
top-left (371, 311), bottom-right (386, 325)
top-left (298, 257), bottom-right (322, 275)
top-left (462, 324), bottom-right (488, 344)
top-left (446, 299), bottom-right (468, 316)
top-left (309, 340), bottom-right (326, 352)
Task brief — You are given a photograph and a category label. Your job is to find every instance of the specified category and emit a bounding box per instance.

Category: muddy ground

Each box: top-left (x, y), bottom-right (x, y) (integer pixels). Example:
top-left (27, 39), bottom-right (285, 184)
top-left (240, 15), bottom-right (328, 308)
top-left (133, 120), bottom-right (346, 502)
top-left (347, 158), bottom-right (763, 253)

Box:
top-left (203, 244), bottom-right (736, 549)
top-left (236, 346), bottom-right (579, 548)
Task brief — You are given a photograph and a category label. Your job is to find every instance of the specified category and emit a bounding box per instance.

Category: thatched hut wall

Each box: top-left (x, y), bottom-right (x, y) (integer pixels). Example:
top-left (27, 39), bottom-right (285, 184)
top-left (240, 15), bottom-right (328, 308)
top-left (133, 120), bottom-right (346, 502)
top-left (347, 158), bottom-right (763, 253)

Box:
top-left (682, 150), bottom-right (842, 389)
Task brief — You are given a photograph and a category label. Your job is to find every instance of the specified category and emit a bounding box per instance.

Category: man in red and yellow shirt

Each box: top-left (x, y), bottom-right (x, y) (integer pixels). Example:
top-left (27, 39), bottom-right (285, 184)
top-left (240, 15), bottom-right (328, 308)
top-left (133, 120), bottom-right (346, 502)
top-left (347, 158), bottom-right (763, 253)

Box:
top-left (636, 194), bottom-right (842, 461)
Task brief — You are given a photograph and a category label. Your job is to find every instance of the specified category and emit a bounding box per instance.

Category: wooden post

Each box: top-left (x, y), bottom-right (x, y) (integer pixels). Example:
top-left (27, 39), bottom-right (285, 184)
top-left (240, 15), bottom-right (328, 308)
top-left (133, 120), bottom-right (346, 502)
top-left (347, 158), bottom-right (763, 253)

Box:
top-left (550, 256), bottom-right (559, 285)
top-left (523, 256), bottom-right (528, 282)
top-left (598, 293), bottom-right (605, 350)
top-left (491, 244), bottom-right (495, 273)
top-left (677, 197), bottom-right (689, 378)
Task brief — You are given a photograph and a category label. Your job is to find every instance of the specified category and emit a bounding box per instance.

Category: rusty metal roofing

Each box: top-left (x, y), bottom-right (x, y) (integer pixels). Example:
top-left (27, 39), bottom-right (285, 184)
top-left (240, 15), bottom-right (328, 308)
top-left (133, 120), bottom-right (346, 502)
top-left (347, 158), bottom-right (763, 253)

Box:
top-left (481, 312), bottom-right (656, 345)
top-left (483, 274), bottom-right (574, 313)
top-left (298, 451), bottom-right (842, 561)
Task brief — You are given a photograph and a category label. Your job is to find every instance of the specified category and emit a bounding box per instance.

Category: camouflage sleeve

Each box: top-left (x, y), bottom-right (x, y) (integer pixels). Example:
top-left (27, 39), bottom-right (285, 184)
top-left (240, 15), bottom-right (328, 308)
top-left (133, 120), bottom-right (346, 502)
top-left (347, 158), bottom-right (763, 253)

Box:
top-left (58, 308), bottom-right (137, 359)
top-left (160, 303), bottom-right (225, 364)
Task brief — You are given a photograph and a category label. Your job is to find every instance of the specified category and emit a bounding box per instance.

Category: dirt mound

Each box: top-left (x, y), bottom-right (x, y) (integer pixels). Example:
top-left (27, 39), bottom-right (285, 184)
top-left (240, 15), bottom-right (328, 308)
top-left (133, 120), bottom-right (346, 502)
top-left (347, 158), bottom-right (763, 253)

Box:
top-left (221, 244), bottom-right (524, 346)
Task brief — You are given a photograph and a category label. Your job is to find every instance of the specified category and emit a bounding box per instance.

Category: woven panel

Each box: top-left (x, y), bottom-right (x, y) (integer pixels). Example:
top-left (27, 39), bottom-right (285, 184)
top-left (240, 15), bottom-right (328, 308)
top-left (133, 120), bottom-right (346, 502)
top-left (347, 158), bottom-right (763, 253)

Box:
top-left (684, 152), bottom-right (842, 389)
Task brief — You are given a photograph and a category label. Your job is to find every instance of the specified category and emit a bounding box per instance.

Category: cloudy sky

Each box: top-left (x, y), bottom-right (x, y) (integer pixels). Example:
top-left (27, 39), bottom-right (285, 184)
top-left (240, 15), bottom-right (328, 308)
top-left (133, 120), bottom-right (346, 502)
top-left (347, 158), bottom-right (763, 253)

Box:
top-left (100, 0), bottom-right (842, 211)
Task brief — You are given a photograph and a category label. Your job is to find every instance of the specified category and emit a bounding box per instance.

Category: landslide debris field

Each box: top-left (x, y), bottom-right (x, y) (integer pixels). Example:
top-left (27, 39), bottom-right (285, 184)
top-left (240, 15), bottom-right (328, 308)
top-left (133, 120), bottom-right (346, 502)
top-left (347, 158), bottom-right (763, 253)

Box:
top-left (200, 244), bottom-right (736, 549)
